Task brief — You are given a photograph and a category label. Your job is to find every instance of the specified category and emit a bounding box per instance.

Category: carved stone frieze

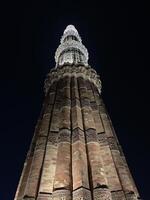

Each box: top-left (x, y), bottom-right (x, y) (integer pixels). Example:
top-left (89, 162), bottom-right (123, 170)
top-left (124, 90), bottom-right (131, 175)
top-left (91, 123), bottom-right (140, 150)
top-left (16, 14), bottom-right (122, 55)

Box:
top-left (48, 131), bottom-right (58, 146)
top-left (58, 129), bottom-right (71, 143)
top-left (80, 97), bottom-right (90, 107)
top-left (108, 137), bottom-right (118, 150)
top-left (35, 136), bottom-right (46, 151)
top-left (72, 128), bottom-right (85, 143)
top-left (111, 190), bottom-right (126, 200)
top-left (97, 133), bottom-right (108, 146)
top-left (93, 187), bottom-right (112, 200)
top-left (90, 101), bottom-right (98, 111)
top-left (73, 187), bottom-right (92, 200)
top-left (86, 128), bottom-right (98, 143)
top-left (61, 98), bottom-right (71, 107)
top-left (53, 190), bottom-right (71, 200)
top-left (44, 65), bottom-right (101, 95)
top-left (85, 79), bottom-right (92, 90)
top-left (72, 98), bottom-right (80, 107)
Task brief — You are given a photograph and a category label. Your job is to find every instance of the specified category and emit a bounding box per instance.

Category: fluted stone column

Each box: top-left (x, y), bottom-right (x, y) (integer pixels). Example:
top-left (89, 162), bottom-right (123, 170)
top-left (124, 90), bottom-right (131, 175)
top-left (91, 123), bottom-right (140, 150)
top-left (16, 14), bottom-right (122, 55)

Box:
top-left (71, 76), bottom-right (91, 200)
top-left (53, 190), bottom-right (71, 200)
top-left (14, 158), bottom-right (32, 200)
top-left (96, 94), bottom-right (139, 198)
top-left (77, 77), bottom-right (112, 200)
top-left (53, 77), bottom-right (72, 199)
top-left (37, 193), bottom-right (52, 200)
top-left (37, 82), bottom-right (61, 196)
top-left (14, 117), bottom-right (42, 200)
top-left (23, 126), bottom-right (47, 197)
top-left (99, 100), bottom-right (137, 197)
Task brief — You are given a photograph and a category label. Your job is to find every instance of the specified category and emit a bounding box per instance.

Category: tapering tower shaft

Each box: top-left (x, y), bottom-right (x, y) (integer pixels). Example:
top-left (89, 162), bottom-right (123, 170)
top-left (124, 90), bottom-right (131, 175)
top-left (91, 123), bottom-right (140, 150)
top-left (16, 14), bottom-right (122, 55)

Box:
top-left (14, 25), bottom-right (141, 200)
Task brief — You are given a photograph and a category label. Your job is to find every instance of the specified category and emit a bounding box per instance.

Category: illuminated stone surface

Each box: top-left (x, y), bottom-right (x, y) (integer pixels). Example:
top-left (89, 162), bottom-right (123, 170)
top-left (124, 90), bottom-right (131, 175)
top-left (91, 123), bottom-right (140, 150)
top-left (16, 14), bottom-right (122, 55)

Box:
top-left (14, 25), bottom-right (141, 200)
top-left (55, 25), bottom-right (88, 67)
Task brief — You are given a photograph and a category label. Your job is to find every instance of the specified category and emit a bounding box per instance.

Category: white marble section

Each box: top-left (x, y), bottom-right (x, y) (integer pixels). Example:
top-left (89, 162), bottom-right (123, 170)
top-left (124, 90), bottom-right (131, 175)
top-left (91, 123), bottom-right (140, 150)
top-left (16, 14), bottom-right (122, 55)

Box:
top-left (55, 24), bottom-right (89, 67)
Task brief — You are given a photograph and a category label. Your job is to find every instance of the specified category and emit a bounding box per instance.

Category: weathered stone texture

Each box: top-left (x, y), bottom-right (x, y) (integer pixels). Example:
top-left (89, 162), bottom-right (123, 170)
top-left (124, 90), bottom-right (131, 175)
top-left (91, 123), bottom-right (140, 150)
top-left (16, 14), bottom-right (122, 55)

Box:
top-left (48, 131), bottom-right (58, 146)
top-left (97, 133), bottom-right (108, 146)
top-left (72, 105), bottom-right (83, 130)
top-left (93, 187), bottom-right (112, 200)
top-left (24, 136), bottom-right (46, 197)
top-left (100, 113), bottom-right (114, 137)
top-left (48, 91), bottom-right (55, 105)
top-left (17, 158), bottom-right (33, 198)
top-left (111, 190), bottom-right (126, 200)
top-left (122, 154), bottom-right (140, 197)
top-left (53, 190), bottom-right (71, 200)
top-left (82, 107), bottom-right (95, 130)
top-left (15, 157), bottom-right (32, 200)
top-left (15, 66), bottom-right (140, 200)
top-left (38, 113), bottom-right (51, 136)
top-left (71, 77), bottom-right (79, 99)
top-left (37, 193), bottom-right (52, 200)
top-left (49, 109), bottom-right (60, 132)
top-left (60, 106), bottom-right (71, 129)
top-left (72, 140), bottom-right (90, 190)
top-left (92, 109), bottom-right (104, 134)
top-left (54, 142), bottom-right (71, 189)
top-left (39, 144), bottom-right (57, 193)
top-left (99, 146), bottom-right (122, 191)
top-left (72, 128), bottom-right (85, 143)
top-left (73, 188), bottom-right (92, 200)
top-left (86, 128), bottom-right (98, 143)
top-left (87, 142), bottom-right (107, 189)
top-left (125, 192), bottom-right (138, 200)
top-left (111, 150), bottom-right (135, 192)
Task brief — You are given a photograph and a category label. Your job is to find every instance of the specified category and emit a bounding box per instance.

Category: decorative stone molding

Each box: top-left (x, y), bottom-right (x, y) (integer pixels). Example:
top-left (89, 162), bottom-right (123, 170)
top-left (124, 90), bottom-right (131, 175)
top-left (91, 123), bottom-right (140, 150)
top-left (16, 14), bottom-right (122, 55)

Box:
top-left (108, 137), bottom-right (118, 150)
top-left (73, 187), bottom-right (92, 200)
top-left (111, 190), bottom-right (126, 199)
top-left (58, 128), bottom-right (71, 143)
top-left (53, 190), bottom-right (71, 200)
top-left (35, 136), bottom-right (46, 151)
top-left (72, 128), bottom-right (85, 143)
top-left (90, 101), bottom-right (98, 111)
top-left (97, 133), bottom-right (108, 146)
top-left (93, 187), bottom-right (112, 200)
top-left (44, 65), bottom-right (101, 95)
top-left (86, 128), bottom-right (98, 143)
top-left (48, 131), bottom-right (58, 146)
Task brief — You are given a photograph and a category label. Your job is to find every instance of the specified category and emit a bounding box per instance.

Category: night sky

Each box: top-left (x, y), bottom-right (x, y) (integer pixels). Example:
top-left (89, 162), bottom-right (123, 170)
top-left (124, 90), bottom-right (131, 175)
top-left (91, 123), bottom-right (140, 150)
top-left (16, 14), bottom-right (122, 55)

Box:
top-left (0, 0), bottom-right (149, 199)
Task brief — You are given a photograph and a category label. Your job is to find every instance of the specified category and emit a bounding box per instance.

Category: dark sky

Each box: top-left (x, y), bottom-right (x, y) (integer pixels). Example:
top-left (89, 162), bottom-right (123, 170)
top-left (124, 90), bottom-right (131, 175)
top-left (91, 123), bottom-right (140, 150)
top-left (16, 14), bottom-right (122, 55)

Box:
top-left (0, 0), bottom-right (149, 199)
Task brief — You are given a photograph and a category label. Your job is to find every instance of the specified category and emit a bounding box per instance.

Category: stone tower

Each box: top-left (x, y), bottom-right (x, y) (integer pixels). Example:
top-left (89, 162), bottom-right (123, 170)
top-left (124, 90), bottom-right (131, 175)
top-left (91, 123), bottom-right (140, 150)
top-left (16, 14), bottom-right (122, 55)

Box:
top-left (14, 25), bottom-right (141, 200)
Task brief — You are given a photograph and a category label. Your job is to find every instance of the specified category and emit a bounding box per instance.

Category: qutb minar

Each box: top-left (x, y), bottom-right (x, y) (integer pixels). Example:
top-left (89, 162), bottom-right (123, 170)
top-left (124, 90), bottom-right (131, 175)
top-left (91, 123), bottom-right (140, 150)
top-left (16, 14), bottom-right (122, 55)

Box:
top-left (14, 25), bottom-right (141, 200)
